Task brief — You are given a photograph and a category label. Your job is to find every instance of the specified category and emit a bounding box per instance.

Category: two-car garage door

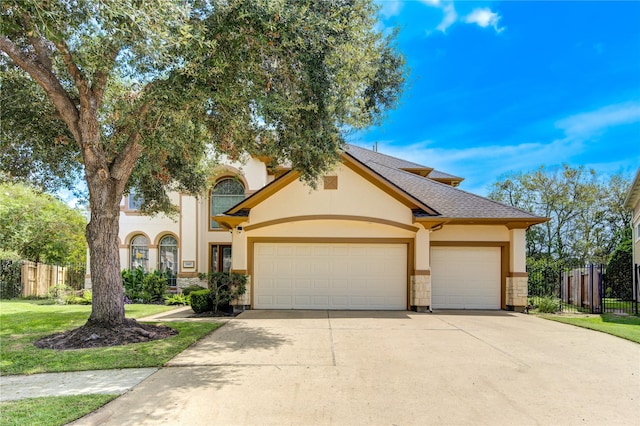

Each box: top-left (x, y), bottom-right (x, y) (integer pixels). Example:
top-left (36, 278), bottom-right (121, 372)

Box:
top-left (253, 242), bottom-right (407, 310)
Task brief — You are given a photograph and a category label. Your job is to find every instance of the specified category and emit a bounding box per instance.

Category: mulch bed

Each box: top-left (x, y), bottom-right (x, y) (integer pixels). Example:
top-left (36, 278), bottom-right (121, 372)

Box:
top-left (34, 319), bottom-right (178, 350)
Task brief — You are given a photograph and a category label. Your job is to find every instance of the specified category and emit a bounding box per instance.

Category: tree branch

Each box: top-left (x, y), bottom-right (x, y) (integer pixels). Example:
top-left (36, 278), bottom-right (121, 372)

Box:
top-left (52, 39), bottom-right (90, 108)
top-left (110, 101), bottom-right (153, 185)
top-left (21, 13), bottom-right (53, 71)
top-left (0, 36), bottom-right (82, 144)
top-left (91, 45), bottom-right (120, 110)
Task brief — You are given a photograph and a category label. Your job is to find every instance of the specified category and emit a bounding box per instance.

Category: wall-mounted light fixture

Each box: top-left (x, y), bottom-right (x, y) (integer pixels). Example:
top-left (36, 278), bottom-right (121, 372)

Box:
top-left (236, 226), bottom-right (243, 234)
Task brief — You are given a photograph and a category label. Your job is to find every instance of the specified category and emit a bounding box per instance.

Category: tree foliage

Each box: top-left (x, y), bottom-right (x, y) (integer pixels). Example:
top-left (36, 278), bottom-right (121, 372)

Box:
top-left (488, 165), bottom-right (632, 264)
top-left (605, 238), bottom-right (633, 300)
top-left (0, 0), bottom-right (404, 328)
top-left (0, 183), bottom-right (87, 264)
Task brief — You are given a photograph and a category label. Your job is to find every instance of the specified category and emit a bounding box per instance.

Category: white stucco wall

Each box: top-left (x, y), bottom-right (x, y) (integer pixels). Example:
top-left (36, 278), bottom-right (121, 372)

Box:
top-left (249, 164), bottom-right (413, 225)
top-left (430, 225), bottom-right (510, 242)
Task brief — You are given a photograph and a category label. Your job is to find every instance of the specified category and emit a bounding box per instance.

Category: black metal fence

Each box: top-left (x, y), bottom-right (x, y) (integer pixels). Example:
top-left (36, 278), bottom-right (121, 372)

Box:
top-left (527, 260), bottom-right (638, 315)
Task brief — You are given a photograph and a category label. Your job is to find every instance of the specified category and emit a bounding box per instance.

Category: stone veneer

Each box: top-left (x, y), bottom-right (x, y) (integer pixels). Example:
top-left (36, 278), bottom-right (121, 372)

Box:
top-left (506, 276), bottom-right (528, 312)
top-left (232, 275), bottom-right (251, 307)
top-left (410, 274), bottom-right (431, 312)
top-left (176, 277), bottom-right (206, 290)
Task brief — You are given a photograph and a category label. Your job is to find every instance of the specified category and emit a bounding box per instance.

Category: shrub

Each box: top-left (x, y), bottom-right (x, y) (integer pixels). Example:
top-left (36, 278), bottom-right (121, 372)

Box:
top-left (181, 284), bottom-right (206, 296)
top-left (48, 284), bottom-right (72, 304)
top-left (122, 267), bottom-right (169, 304)
top-left (536, 296), bottom-right (561, 313)
top-left (122, 267), bottom-right (146, 302)
top-left (142, 270), bottom-right (168, 303)
top-left (605, 238), bottom-right (633, 300)
top-left (190, 289), bottom-right (212, 313)
top-left (165, 293), bottom-right (190, 306)
top-left (66, 290), bottom-right (92, 305)
top-left (199, 272), bottom-right (247, 313)
top-left (0, 259), bottom-right (23, 299)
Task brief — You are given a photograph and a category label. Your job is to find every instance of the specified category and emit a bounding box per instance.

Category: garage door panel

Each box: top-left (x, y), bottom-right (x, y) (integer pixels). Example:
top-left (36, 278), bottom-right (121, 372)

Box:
top-left (254, 242), bottom-right (406, 310)
top-left (431, 246), bottom-right (501, 310)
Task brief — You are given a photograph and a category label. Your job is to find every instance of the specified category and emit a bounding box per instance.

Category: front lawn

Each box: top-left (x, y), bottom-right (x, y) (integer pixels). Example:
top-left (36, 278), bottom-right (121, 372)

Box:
top-left (0, 300), bottom-right (220, 375)
top-left (0, 394), bottom-right (117, 426)
top-left (540, 313), bottom-right (640, 344)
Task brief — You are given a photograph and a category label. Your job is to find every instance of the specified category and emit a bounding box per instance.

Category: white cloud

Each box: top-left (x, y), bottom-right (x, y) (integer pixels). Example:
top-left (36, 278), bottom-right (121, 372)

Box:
top-left (378, 0), bottom-right (403, 19)
top-left (420, 1), bottom-right (504, 34)
top-left (365, 102), bottom-right (640, 195)
top-left (555, 101), bottom-right (640, 137)
top-left (464, 8), bottom-right (504, 33)
top-left (436, 3), bottom-right (458, 33)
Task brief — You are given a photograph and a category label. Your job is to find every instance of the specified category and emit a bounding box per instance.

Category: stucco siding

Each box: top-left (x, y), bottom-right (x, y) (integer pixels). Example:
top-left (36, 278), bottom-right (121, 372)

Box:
top-left (249, 165), bottom-right (413, 225)
top-left (430, 224), bottom-right (510, 242)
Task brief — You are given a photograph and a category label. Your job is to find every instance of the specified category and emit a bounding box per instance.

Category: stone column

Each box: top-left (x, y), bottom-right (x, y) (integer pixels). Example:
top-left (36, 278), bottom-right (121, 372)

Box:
top-left (507, 228), bottom-right (528, 312)
top-left (411, 226), bottom-right (431, 312)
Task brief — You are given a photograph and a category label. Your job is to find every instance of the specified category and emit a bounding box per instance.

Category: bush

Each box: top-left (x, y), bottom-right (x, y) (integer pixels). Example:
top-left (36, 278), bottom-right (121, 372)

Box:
top-left (190, 289), bottom-right (212, 313)
top-left (199, 272), bottom-right (247, 313)
top-left (48, 284), bottom-right (72, 304)
top-left (536, 296), bottom-right (561, 313)
top-left (66, 290), bottom-right (92, 305)
top-left (0, 259), bottom-right (23, 299)
top-left (605, 238), bottom-right (633, 300)
top-left (122, 267), bottom-right (169, 304)
top-left (181, 284), bottom-right (206, 296)
top-left (142, 270), bottom-right (168, 303)
top-left (165, 293), bottom-right (190, 306)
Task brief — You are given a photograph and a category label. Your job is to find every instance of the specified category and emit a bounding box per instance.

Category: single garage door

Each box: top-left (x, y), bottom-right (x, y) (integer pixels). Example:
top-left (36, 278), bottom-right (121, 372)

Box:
top-left (431, 246), bottom-right (501, 309)
top-left (253, 242), bottom-right (407, 310)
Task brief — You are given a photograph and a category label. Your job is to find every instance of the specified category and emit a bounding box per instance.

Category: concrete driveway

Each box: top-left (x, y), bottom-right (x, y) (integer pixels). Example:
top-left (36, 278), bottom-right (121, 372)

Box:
top-left (75, 310), bottom-right (639, 426)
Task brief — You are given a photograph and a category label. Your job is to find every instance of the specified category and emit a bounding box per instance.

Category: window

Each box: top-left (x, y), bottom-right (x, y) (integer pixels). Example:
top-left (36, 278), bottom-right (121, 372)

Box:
top-left (210, 178), bottom-right (245, 229)
top-left (158, 235), bottom-right (178, 275)
top-left (128, 190), bottom-right (143, 210)
top-left (130, 235), bottom-right (149, 271)
top-left (211, 244), bottom-right (232, 273)
top-left (637, 223), bottom-right (640, 241)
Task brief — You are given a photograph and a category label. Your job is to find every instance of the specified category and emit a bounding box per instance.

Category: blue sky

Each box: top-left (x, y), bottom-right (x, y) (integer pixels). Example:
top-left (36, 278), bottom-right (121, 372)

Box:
top-left (350, 0), bottom-right (640, 195)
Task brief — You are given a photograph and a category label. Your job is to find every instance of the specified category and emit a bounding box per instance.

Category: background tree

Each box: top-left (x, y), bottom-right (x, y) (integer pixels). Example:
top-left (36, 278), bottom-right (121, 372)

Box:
top-left (0, 183), bottom-right (86, 264)
top-left (488, 165), bottom-right (632, 264)
top-left (0, 1), bottom-right (404, 336)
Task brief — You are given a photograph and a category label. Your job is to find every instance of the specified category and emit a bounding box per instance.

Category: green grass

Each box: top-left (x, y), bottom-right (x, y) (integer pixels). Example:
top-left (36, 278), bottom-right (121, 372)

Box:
top-left (0, 300), bottom-right (221, 375)
top-left (541, 313), bottom-right (640, 344)
top-left (0, 394), bottom-right (117, 426)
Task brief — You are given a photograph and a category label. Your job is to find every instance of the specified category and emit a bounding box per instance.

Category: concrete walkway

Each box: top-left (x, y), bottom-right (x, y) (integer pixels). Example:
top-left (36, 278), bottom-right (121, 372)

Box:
top-left (0, 306), bottom-right (223, 403)
top-left (0, 368), bottom-right (158, 402)
top-left (73, 310), bottom-right (639, 426)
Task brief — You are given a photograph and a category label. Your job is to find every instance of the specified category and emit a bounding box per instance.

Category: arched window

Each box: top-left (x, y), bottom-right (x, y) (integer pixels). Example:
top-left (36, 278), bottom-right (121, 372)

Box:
top-left (158, 235), bottom-right (178, 275)
top-left (210, 178), bottom-right (245, 229)
top-left (130, 235), bottom-right (149, 271)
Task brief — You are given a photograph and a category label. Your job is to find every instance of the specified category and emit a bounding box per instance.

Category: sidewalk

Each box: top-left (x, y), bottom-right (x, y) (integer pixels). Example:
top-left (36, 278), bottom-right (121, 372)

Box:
top-left (0, 368), bottom-right (158, 402)
top-left (0, 306), bottom-right (228, 403)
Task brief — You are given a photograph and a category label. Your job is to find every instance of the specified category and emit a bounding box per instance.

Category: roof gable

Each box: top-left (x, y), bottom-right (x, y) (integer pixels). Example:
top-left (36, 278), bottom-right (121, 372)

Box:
top-left (216, 144), bottom-right (547, 229)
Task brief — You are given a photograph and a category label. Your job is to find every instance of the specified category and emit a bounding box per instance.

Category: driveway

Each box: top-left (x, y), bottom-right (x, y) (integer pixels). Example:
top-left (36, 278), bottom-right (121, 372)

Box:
top-left (75, 310), bottom-right (639, 425)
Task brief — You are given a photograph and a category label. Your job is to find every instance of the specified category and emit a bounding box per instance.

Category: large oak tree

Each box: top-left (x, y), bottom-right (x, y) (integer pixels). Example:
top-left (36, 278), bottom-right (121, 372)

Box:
top-left (1, 1), bottom-right (404, 332)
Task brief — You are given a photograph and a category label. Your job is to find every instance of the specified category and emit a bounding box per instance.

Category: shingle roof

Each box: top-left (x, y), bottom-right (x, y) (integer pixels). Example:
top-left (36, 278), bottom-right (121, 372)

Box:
top-left (427, 169), bottom-right (462, 180)
top-left (348, 149), bottom-right (542, 220)
top-left (345, 144), bottom-right (431, 171)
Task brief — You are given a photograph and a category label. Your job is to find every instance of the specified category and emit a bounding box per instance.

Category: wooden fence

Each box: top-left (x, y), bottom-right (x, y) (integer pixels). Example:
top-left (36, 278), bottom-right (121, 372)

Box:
top-left (20, 261), bottom-right (70, 297)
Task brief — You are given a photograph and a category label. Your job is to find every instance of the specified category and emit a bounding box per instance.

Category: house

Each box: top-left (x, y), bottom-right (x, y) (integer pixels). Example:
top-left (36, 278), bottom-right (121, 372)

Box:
top-left (624, 167), bottom-right (640, 303)
top-left (85, 144), bottom-right (547, 312)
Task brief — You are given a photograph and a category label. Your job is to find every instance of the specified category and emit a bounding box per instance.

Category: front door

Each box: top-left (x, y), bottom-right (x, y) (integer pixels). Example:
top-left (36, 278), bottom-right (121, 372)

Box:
top-left (210, 244), bottom-right (232, 273)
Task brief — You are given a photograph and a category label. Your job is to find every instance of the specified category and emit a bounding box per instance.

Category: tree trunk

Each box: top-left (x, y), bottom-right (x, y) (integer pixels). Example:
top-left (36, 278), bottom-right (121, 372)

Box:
top-left (85, 177), bottom-right (126, 326)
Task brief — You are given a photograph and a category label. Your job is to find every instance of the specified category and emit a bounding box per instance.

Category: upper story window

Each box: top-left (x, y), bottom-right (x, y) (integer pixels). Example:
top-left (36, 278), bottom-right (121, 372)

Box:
top-left (127, 190), bottom-right (143, 211)
top-left (158, 235), bottom-right (178, 275)
top-left (130, 235), bottom-right (149, 271)
top-left (210, 178), bottom-right (245, 229)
